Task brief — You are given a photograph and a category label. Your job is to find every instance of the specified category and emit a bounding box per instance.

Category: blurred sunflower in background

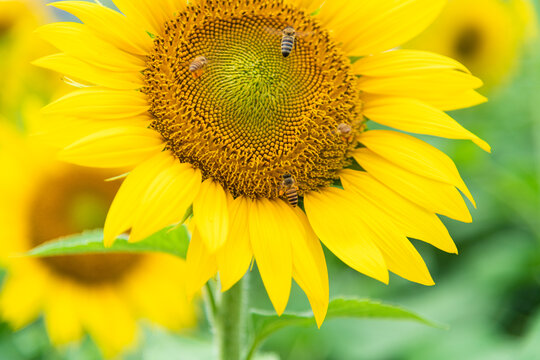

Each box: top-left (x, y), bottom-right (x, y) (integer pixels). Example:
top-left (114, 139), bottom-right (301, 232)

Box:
top-left (34, 0), bottom-right (491, 326)
top-left (407, 0), bottom-right (537, 91)
top-left (0, 0), bottom-right (60, 125)
top-left (0, 125), bottom-right (196, 358)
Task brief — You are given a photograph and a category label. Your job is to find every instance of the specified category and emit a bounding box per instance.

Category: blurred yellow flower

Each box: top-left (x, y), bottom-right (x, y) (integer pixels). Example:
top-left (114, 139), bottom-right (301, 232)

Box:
top-left (0, 0), bottom-right (60, 123)
top-left (407, 0), bottom-right (537, 90)
top-left (35, 0), bottom-right (489, 326)
top-left (0, 125), bottom-right (196, 358)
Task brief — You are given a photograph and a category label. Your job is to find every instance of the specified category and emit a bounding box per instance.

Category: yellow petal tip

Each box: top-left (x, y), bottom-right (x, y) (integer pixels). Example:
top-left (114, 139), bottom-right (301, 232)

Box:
top-left (377, 271), bottom-right (390, 285)
top-left (474, 138), bottom-right (492, 153)
top-left (103, 235), bottom-right (115, 248)
top-left (269, 296), bottom-right (289, 317)
top-left (274, 307), bottom-right (286, 317)
top-left (220, 280), bottom-right (235, 293)
top-left (127, 233), bottom-right (145, 243)
top-left (314, 309), bottom-right (327, 328)
top-left (470, 197), bottom-right (478, 209)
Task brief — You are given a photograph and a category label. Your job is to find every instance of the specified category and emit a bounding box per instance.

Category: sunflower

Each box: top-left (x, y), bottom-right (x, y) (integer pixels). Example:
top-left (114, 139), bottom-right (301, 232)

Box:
top-left (406, 0), bottom-right (537, 90)
top-left (0, 126), bottom-right (196, 358)
top-left (35, 0), bottom-right (490, 326)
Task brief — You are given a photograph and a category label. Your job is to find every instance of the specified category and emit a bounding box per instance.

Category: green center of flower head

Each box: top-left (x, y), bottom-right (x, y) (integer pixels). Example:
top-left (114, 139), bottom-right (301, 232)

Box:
top-left (29, 167), bottom-right (141, 284)
top-left (144, 0), bottom-right (363, 199)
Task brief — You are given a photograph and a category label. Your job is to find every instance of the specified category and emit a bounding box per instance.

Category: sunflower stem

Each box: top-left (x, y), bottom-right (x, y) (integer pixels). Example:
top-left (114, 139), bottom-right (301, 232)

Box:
top-left (204, 281), bottom-right (218, 323)
top-left (217, 274), bottom-right (248, 360)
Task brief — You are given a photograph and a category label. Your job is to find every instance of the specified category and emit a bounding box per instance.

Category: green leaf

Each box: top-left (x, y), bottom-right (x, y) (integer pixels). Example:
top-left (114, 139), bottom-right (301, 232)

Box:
top-left (246, 298), bottom-right (444, 360)
top-left (24, 226), bottom-right (189, 259)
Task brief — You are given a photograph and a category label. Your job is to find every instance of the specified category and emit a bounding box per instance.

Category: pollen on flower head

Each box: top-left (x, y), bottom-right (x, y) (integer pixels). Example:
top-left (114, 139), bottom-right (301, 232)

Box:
top-left (144, 0), bottom-right (364, 199)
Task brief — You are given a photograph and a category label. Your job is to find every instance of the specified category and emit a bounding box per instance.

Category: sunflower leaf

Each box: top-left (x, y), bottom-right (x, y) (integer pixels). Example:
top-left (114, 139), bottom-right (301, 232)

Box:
top-left (247, 298), bottom-right (444, 359)
top-left (23, 226), bottom-right (189, 258)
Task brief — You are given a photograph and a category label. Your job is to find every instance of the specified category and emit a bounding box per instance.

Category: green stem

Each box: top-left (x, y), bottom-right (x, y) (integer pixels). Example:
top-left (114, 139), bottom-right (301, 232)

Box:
top-left (204, 281), bottom-right (218, 323)
top-left (244, 337), bottom-right (261, 360)
top-left (217, 275), bottom-right (248, 360)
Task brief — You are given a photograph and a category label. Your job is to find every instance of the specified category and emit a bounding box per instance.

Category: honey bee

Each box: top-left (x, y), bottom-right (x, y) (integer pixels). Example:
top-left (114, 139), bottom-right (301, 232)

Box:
top-left (330, 123), bottom-right (353, 143)
top-left (265, 26), bottom-right (312, 57)
top-left (189, 56), bottom-right (208, 78)
top-left (279, 174), bottom-right (299, 207)
top-left (281, 26), bottom-right (297, 58)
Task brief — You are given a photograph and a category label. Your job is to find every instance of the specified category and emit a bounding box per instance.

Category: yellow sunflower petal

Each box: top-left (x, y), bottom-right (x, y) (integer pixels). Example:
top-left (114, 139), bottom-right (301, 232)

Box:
top-left (58, 126), bottom-right (164, 168)
top-left (352, 49), bottom-right (470, 76)
top-left (341, 170), bottom-right (457, 254)
top-left (292, 207), bottom-right (329, 327)
top-left (185, 227), bottom-right (218, 300)
top-left (41, 88), bottom-right (149, 120)
top-left (355, 50), bottom-right (486, 112)
top-left (35, 116), bottom-right (151, 149)
top-left (80, 289), bottom-right (137, 358)
top-left (345, 188), bottom-right (434, 285)
top-left (33, 53), bottom-right (143, 90)
top-left (44, 283), bottom-right (83, 345)
top-left (193, 179), bottom-right (229, 253)
top-left (249, 198), bottom-right (293, 315)
top-left (304, 187), bottom-right (389, 283)
top-left (358, 70), bottom-right (483, 98)
top-left (129, 161), bottom-right (202, 242)
top-left (362, 95), bottom-right (490, 151)
top-left (36, 22), bottom-right (146, 72)
top-left (318, 0), bottom-right (446, 55)
top-left (124, 255), bottom-right (196, 330)
top-left (103, 151), bottom-right (174, 246)
top-left (217, 196), bottom-right (253, 292)
top-left (353, 148), bottom-right (472, 223)
top-left (113, 0), bottom-right (186, 36)
top-left (426, 90), bottom-right (489, 112)
top-left (49, 1), bottom-right (153, 56)
top-left (360, 130), bottom-right (476, 206)
top-left (0, 263), bottom-right (47, 329)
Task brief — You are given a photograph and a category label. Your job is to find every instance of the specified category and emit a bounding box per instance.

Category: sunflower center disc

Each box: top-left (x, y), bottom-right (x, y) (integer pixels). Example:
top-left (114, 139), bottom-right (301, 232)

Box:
top-left (455, 25), bottom-right (483, 60)
top-left (145, 0), bottom-right (363, 198)
top-left (29, 166), bottom-right (141, 284)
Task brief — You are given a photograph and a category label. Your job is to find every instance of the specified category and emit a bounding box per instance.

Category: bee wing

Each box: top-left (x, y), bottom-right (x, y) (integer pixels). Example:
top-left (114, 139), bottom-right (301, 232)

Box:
top-left (187, 57), bottom-right (212, 67)
top-left (296, 30), bottom-right (315, 38)
top-left (264, 26), bottom-right (283, 36)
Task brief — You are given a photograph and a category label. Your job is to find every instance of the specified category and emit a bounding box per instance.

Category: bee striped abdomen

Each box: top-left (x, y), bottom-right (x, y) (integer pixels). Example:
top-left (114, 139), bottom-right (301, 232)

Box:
top-left (281, 36), bottom-right (295, 57)
top-left (285, 188), bottom-right (298, 207)
top-left (280, 174), bottom-right (299, 207)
